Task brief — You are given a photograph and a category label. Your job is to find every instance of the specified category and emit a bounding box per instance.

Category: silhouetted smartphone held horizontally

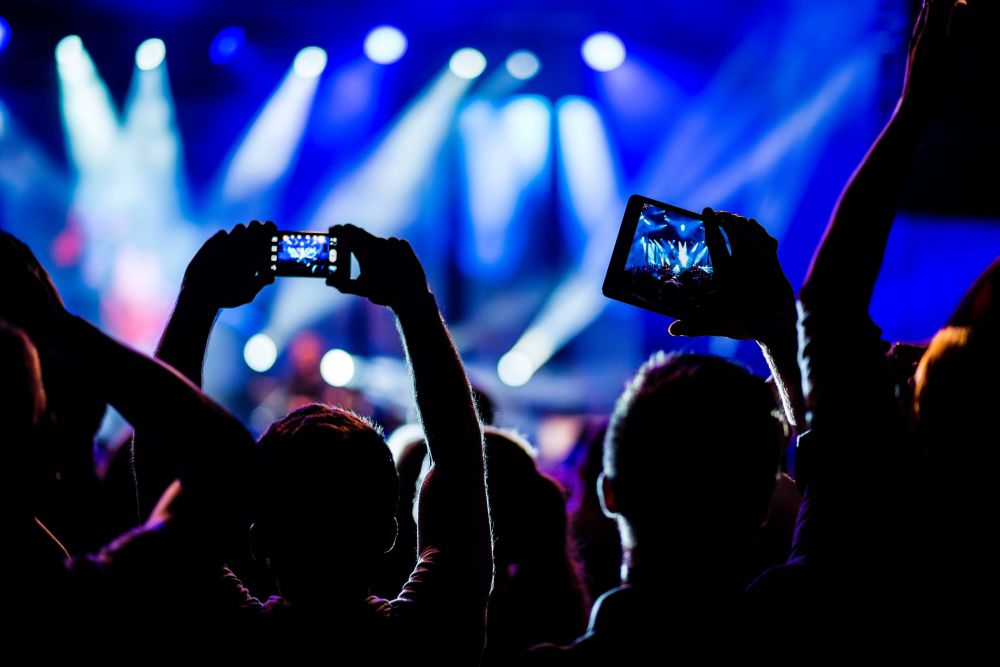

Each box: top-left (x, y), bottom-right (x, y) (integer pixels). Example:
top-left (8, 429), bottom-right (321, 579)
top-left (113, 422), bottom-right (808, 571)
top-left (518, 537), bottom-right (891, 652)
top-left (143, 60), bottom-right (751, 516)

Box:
top-left (268, 231), bottom-right (337, 278)
top-left (603, 194), bottom-right (725, 319)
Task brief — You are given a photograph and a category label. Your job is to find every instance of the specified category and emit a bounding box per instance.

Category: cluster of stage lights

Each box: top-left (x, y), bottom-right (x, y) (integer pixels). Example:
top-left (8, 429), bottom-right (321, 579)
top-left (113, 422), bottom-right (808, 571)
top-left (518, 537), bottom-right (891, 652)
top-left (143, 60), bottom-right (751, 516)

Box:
top-left (37, 16), bottom-right (629, 391)
top-left (243, 333), bottom-right (357, 388)
top-left (36, 22), bottom-right (624, 82)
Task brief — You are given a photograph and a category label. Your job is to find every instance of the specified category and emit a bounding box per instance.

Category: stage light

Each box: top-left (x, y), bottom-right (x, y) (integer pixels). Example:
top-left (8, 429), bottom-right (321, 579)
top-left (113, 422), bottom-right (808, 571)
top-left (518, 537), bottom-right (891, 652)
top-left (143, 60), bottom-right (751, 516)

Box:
top-left (135, 38), bottom-right (166, 71)
top-left (244, 333), bottom-right (278, 372)
top-left (581, 32), bottom-right (625, 72)
top-left (55, 35), bottom-right (86, 73)
top-left (0, 16), bottom-right (11, 53)
top-left (57, 35), bottom-right (119, 172)
top-left (458, 96), bottom-right (551, 279)
top-left (210, 26), bottom-right (244, 64)
top-left (449, 48), bottom-right (487, 80)
top-left (496, 97), bottom-right (623, 381)
top-left (505, 50), bottom-right (540, 81)
top-left (294, 46), bottom-right (327, 78)
top-left (267, 68), bottom-right (474, 343)
top-left (498, 350), bottom-right (535, 387)
top-left (364, 25), bottom-right (407, 64)
top-left (221, 61), bottom-right (324, 201)
top-left (321, 348), bottom-right (356, 387)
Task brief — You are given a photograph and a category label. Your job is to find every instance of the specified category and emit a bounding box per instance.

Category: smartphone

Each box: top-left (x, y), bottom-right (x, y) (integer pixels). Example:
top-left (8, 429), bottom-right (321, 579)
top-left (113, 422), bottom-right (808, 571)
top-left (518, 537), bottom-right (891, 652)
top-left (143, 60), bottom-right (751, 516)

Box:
top-left (268, 231), bottom-right (337, 278)
top-left (602, 194), bottom-right (719, 319)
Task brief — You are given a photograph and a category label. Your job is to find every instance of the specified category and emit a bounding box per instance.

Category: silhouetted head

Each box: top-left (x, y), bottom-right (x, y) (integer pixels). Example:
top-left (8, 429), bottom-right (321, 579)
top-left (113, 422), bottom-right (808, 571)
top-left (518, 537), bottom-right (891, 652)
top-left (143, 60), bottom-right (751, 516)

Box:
top-left (949, 257), bottom-right (1000, 331)
top-left (0, 231), bottom-right (106, 445)
top-left (915, 326), bottom-right (999, 456)
top-left (483, 428), bottom-right (571, 569)
top-left (253, 403), bottom-right (399, 603)
top-left (602, 352), bottom-right (784, 550)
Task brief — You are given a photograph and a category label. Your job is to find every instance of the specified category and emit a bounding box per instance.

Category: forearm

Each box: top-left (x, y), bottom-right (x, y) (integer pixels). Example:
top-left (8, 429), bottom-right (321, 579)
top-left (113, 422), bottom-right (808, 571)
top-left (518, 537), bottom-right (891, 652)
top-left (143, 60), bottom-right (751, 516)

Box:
top-left (155, 289), bottom-right (220, 387)
top-left (394, 294), bottom-right (490, 555)
top-left (757, 316), bottom-right (806, 432)
top-left (804, 103), bottom-right (929, 306)
top-left (55, 315), bottom-right (254, 489)
top-left (394, 294), bottom-right (484, 469)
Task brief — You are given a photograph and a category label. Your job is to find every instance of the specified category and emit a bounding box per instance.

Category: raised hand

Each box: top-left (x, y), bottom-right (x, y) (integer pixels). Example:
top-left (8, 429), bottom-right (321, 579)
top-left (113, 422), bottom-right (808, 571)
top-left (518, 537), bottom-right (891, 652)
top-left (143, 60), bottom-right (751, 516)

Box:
top-left (901, 0), bottom-right (968, 113)
top-left (181, 220), bottom-right (276, 310)
top-left (326, 224), bottom-right (431, 310)
top-left (668, 208), bottom-right (794, 341)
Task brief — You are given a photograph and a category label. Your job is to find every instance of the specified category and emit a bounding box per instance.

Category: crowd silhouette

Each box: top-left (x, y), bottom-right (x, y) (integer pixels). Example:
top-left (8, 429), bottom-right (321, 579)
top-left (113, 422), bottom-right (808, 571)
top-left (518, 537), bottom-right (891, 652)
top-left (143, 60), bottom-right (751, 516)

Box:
top-left (2, 0), bottom-right (995, 662)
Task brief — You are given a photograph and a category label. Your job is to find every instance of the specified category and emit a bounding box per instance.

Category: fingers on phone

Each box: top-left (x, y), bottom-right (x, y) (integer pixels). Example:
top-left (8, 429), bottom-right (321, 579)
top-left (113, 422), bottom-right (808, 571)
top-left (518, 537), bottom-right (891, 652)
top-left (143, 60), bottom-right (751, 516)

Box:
top-left (703, 215), bottom-right (731, 274)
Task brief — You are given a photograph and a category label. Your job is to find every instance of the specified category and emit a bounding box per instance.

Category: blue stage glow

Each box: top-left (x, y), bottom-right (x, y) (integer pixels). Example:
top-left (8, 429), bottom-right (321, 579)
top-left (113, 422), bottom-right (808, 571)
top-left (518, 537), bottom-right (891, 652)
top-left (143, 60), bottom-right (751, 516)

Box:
top-left (0, 16), bottom-right (11, 53)
top-left (209, 26), bottom-right (244, 64)
top-left (458, 95), bottom-right (551, 280)
top-left (364, 25), bottom-right (407, 64)
top-left (266, 67), bottom-right (475, 346)
top-left (219, 62), bottom-right (322, 203)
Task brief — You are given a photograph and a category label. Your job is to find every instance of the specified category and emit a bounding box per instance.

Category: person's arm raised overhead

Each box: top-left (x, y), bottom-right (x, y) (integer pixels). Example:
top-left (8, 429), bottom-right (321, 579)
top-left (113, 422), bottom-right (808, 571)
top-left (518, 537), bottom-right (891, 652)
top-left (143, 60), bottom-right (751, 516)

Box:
top-left (804, 0), bottom-right (968, 305)
top-left (132, 220), bottom-right (274, 515)
top-left (327, 224), bottom-right (491, 657)
top-left (0, 232), bottom-right (255, 552)
top-left (157, 220), bottom-right (276, 386)
top-left (328, 224), bottom-right (491, 566)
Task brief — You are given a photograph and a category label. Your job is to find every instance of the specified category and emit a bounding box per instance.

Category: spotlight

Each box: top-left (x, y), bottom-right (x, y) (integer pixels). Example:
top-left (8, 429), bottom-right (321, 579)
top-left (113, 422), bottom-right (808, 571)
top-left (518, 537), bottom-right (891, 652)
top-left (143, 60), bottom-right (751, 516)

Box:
top-left (320, 348), bottom-right (356, 387)
top-left (55, 35), bottom-right (85, 70)
top-left (244, 333), bottom-right (277, 372)
top-left (294, 46), bottom-right (328, 78)
top-left (581, 32), bottom-right (626, 72)
top-left (364, 25), bottom-right (407, 64)
top-left (505, 50), bottom-right (540, 81)
top-left (135, 38), bottom-right (166, 71)
top-left (210, 26), bottom-right (245, 64)
top-left (0, 16), bottom-right (11, 53)
top-left (449, 48), bottom-right (487, 80)
top-left (498, 350), bottom-right (535, 387)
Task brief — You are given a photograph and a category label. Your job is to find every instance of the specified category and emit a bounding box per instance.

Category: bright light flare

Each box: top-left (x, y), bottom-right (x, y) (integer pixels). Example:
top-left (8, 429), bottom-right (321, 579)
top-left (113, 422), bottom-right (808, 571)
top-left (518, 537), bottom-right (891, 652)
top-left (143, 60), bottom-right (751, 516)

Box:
top-left (364, 25), bottom-right (407, 64)
top-left (244, 333), bottom-right (278, 372)
top-left (581, 32), bottom-right (626, 72)
top-left (505, 50), bottom-right (540, 80)
top-left (135, 38), bottom-right (166, 71)
top-left (294, 46), bottom-right (328, 78)
top-left (450, 48), bottom-right (487, 80)
top-left (321, 348), bottom-right (356, 386)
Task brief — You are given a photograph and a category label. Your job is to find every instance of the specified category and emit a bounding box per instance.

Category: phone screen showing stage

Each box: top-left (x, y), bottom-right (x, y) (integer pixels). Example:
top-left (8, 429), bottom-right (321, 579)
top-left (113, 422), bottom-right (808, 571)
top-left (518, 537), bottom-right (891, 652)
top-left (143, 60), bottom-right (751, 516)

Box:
top-left (270, 232), bottom-right (335, 277)
top-left (623, 203), bottom-right (713, 296)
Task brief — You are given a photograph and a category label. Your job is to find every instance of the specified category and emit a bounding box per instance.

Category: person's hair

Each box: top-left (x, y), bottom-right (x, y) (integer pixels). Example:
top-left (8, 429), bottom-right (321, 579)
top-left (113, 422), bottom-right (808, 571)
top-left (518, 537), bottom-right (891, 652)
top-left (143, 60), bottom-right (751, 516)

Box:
top-left (481, 427), bottom-right (587, 660)
top-left (604, 352), bottom-right (784, 541)
top-left (915, 326), bottom-right (999, 451)
top-left (948, 257), bottom-right (1000, 331)
top-left (256, 404), bottom-right (398, 555)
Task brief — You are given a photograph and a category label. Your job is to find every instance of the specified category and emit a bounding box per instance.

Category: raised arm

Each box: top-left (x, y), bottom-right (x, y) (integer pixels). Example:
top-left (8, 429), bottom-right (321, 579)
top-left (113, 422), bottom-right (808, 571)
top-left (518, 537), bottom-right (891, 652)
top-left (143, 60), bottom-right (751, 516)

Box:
top-left (0, 232), bottom-right (255, 545)
top-left (803, 0), bottom-right (968, 305)
top-left (156, 220), bottom-right (276, 386)
top-left (327, 224), bottom-right (492, 579)
top-left (56, 314), bottom-right (255, 521)
top-left (132, 221), bottom-right (274, 515)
